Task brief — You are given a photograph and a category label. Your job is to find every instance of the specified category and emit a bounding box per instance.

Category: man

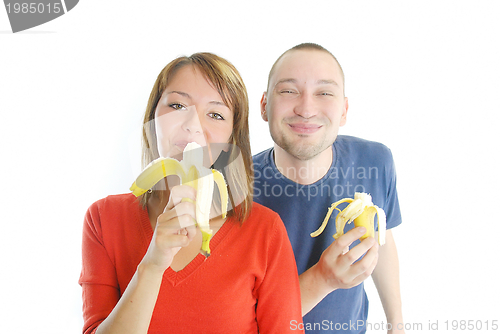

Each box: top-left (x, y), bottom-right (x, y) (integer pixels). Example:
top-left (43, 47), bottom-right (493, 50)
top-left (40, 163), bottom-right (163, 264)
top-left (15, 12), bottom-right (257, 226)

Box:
top-left (253, 43), bottom-right (404, 334)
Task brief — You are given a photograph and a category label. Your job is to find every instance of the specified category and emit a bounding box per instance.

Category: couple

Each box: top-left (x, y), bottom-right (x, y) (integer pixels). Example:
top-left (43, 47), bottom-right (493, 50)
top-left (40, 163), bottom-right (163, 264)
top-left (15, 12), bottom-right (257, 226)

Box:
top-left (79, 43), bottom-right (403, 334)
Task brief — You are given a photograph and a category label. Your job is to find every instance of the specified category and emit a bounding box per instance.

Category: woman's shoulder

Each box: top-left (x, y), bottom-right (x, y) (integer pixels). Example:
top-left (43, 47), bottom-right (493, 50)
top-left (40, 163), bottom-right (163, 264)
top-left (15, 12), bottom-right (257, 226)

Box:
top-left (86, 193), bottom-right (144, 225)
top-left (90, 193), bottom-right (140, 210)
top-left (249, 201), bottom-right (280, 219)
top-left (241, 201), bottom-right (285, 233)
top-left (234, 202), bottom-right (291, 257)
top-left (84, 193), bottom-right (148, 240)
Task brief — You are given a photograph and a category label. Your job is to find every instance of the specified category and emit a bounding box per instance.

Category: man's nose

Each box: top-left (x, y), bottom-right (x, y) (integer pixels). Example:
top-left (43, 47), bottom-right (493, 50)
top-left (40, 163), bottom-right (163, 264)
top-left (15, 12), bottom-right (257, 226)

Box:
top-left (293, 93), bottom-right (317, 119)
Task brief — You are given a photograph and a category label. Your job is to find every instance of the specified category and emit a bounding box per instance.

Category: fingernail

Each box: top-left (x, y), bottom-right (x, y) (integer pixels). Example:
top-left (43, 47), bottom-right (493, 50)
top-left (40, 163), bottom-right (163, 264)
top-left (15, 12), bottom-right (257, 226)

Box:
top-left (358, 227), bottom-right (366, 233)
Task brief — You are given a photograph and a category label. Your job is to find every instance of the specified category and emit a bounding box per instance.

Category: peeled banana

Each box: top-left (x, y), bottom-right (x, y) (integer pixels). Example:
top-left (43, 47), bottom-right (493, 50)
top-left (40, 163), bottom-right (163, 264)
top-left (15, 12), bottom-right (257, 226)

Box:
top-left (130, 142), bottom-right (228, 256)
top-left (310, 192), bottom-right (386, 245)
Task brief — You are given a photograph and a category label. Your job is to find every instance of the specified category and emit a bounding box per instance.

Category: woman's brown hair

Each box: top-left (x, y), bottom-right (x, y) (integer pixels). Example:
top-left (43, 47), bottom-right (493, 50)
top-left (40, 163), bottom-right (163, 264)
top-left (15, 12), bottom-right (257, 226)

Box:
top-left (139, 52), bottom-right (252, 222)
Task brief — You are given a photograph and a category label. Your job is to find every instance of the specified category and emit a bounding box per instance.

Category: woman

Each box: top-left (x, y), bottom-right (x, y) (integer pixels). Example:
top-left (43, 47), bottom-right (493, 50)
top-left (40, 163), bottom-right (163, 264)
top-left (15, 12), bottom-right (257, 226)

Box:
top-left (79, 53), bottom-right (304, 334)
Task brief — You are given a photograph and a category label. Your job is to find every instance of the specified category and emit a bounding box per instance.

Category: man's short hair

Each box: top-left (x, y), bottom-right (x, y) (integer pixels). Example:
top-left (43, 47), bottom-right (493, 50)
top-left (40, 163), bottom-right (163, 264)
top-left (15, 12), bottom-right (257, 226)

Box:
top-left (267, 43), bottom-right (345, 94)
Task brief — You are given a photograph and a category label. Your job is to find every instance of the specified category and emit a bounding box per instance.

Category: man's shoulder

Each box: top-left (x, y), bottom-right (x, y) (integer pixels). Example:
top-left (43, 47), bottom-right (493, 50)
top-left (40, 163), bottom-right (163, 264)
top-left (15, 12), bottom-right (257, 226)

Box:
top-left (336, 135), bottom-right (391, 151)
top-left (252, 147), bottom-right (273, 168)
top-left (335, 135), bottom-right (393, 161)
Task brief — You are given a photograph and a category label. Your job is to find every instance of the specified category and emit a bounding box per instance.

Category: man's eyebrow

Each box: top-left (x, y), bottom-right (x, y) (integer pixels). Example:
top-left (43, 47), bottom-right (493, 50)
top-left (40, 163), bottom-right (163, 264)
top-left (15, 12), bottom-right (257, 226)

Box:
top-left (317, 79), bottom-right (339, 86)
top-left (275, 78), bottom-right (297, 86)
top-left (274, 78), bottom-right (339, 87)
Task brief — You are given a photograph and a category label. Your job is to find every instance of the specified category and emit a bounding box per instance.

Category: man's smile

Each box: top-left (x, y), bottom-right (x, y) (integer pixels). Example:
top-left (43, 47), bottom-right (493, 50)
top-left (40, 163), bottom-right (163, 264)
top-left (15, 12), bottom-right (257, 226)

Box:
top-left (287, 123), bottom-right (322, 134)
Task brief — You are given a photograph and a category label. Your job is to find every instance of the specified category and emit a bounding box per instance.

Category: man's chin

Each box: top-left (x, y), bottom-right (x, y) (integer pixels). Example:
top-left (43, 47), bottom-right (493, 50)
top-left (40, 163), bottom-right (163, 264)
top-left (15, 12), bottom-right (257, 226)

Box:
top-left (273, 131), bottom-right (337, 161)
top-left (279, 141), bottom-right (325, 161)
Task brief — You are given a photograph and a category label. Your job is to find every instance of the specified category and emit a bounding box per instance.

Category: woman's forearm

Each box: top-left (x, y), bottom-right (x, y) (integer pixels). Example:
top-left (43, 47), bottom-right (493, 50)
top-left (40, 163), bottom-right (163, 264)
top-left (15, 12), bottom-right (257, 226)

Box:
top-left (96, 263), bottom-right (164, 334)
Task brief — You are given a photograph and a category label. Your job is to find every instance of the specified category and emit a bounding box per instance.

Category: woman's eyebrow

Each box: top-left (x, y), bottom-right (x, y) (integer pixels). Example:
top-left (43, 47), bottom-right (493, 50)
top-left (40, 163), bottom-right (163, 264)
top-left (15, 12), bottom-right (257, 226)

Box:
top-left (166, 91), bottom-right (227, 107)
top-left (208, 100), bottom-right (227, 107)
top-left (165, 91), bottom-right (191, 99)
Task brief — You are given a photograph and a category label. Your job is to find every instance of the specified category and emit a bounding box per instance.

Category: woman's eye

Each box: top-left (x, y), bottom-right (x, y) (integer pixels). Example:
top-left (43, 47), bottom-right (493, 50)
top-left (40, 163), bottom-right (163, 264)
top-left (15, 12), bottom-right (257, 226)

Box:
top-left (208, 112), bottom-right (224, 120)
top-left (168, 103), bottom-right (186, 110)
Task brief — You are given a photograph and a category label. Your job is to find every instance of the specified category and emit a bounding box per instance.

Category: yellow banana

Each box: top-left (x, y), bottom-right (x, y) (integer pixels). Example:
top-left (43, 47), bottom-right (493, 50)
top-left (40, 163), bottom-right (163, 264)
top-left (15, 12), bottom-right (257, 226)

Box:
top-left (310, 192), bottom-right (386, 245)
top-left (130, 142), bottom-right (228, 256)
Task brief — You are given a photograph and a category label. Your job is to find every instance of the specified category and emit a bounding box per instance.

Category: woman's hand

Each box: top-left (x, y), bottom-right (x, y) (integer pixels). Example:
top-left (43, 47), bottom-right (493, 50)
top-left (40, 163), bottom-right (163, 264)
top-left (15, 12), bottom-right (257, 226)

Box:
top-left (141, 185), bottom-right (198, 273)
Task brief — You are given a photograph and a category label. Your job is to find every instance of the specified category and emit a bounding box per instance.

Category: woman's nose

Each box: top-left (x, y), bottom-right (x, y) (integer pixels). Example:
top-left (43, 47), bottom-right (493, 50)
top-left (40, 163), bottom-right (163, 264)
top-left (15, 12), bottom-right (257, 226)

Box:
top-left (182, 106), bottom-right (204, 134)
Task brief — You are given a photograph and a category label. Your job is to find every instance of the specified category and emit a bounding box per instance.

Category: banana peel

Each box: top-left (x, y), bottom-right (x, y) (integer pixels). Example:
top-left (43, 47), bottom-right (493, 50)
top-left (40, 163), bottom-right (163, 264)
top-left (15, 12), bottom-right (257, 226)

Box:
top-left (130, 142), bottom-right (228, 256)
top-left (310, 192), bottom-right (386, 245)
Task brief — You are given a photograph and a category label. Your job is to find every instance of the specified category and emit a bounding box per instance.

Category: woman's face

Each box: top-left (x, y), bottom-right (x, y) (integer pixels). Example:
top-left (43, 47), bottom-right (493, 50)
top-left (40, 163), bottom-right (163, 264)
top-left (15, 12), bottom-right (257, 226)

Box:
top-left (154, 65), bottom-right (234, 163)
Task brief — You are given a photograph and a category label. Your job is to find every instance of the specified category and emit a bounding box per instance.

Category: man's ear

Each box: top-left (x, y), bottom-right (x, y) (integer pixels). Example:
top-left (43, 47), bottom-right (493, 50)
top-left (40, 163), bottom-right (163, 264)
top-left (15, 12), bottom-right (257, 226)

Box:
top-left (260, 92), bottom-right (269, 122)
top-left (340, 96), bottom-right (349, 126)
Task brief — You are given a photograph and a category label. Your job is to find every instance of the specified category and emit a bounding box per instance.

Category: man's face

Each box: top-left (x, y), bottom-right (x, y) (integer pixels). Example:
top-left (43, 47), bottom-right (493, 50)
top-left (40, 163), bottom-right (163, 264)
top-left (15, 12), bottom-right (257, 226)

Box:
top-left (261, 49), bottom-right (348, 161)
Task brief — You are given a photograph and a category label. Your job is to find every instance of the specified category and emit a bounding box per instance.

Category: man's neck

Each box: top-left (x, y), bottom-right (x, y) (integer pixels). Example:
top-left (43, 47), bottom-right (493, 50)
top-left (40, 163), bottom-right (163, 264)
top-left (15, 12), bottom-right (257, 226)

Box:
top-left (273, 145), bottom-right (333, 185)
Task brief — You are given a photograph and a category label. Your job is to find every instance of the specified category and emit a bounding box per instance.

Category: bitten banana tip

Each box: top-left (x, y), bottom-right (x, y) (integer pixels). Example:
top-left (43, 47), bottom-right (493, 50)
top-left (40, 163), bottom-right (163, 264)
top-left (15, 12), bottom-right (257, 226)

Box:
top-left (310, 192), bottom-right (386, 245)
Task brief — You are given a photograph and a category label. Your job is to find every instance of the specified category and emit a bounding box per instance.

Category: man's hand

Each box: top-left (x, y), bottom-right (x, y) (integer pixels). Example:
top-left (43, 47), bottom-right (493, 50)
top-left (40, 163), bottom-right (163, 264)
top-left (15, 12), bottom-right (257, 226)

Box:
top-left (317, 226), bottom-right (379, 290)
top-left (299, 227), bottom-right (379, 315)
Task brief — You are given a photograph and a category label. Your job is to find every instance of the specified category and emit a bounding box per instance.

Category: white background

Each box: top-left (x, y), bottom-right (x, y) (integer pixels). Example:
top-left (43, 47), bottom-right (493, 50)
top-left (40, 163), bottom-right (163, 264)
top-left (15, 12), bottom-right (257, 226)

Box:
top-left (1, 1), bottom-right (499, 333)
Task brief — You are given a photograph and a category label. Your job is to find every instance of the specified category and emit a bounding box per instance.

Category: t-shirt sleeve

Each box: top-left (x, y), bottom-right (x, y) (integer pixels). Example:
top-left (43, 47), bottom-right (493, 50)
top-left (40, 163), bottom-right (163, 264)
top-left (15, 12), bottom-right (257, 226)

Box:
top-left (79, 202), bottom-right (120, 334)
top-left (384, 148), bottom-right (402, 230)
top-left (254, 214), bottom-right (304, 333)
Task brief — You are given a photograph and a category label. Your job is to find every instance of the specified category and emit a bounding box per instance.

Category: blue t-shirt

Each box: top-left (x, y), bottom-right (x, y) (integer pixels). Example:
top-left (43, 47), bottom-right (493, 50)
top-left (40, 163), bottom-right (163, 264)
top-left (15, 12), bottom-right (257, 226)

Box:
top-left (252, 135), bottom-right (402, 334)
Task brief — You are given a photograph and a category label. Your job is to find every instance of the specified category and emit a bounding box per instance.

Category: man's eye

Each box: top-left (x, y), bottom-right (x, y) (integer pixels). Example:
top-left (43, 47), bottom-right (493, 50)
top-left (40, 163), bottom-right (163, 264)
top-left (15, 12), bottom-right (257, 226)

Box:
top-left (280, 90), bottom-right (295, 94)
top-left (208, 112), bottom-right (224, 120)
top-left (168, 103), bottom-right (186, 110)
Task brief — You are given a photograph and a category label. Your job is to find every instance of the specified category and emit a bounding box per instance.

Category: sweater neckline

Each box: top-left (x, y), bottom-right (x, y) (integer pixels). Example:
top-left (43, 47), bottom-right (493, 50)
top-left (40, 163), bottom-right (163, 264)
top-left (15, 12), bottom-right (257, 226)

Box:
top-left (138, 201), bottom-right (235, 286)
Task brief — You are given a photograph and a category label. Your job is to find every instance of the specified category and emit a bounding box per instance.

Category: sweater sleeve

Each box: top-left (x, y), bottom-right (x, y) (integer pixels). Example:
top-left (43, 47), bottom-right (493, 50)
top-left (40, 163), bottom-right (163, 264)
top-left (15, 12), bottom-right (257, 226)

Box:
top-left (254, 214), bottom-right (304, 333)
top-left (79, 201), bottom-right (120, 334)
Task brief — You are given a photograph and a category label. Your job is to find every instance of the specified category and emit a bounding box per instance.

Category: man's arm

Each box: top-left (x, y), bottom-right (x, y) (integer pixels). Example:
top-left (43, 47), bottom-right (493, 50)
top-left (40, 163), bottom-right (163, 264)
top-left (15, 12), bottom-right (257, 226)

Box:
top-left (371, 229), bottom-right (405, 333)
top-left (299, 227), bottom-right (379, 316)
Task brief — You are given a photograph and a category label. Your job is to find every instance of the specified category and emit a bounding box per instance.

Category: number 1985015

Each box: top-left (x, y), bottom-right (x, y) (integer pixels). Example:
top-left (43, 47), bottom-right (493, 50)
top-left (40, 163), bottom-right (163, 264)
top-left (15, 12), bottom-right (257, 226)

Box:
top-left (445, 320), bottom-right (498, 331)
top-left (6, 2), bottom-right (63, 14)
